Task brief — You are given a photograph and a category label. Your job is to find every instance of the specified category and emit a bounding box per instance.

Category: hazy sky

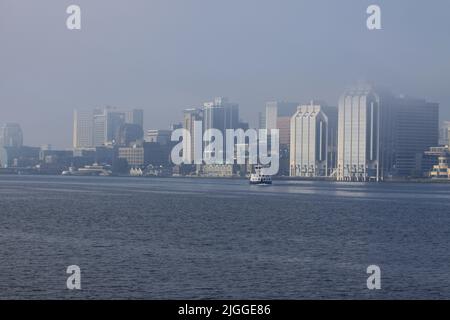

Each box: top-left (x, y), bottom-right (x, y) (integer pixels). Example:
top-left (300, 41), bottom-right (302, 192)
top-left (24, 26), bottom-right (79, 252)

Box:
top-left (1, 0), bottom-right (450, 148)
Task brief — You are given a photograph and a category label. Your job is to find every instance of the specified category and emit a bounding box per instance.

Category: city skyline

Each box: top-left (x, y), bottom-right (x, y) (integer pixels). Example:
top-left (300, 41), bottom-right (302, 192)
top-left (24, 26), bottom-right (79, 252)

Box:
top-left (2, 0), bottom-right (450, 148)
top-left (0, 85), bottom-right (447, 150)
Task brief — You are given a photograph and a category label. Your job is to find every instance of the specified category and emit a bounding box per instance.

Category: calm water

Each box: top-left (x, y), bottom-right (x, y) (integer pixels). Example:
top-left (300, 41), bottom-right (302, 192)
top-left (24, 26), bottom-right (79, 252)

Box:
top-left (1, 175), bottom-right (450, 299)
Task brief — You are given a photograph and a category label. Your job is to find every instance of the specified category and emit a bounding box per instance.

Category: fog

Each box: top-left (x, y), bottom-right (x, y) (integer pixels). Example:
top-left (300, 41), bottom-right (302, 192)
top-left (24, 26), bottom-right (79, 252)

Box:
top-left (1, 0), bottom-right (449, 148)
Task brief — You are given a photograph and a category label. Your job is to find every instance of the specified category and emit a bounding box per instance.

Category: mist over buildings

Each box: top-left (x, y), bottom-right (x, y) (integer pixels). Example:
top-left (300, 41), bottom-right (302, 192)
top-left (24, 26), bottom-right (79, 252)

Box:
top-left (1, 0), bottom-right (450, 148)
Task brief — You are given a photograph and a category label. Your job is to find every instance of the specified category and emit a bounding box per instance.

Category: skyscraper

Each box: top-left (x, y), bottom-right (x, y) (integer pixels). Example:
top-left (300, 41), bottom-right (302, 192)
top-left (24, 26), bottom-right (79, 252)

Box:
top-left (337, 86), bottom-right (383, 181)
top-left (125, 109), bottom-right (144, 129)
top-left (75, 107), bottom-right (143, 148)
top-left (202, 97), bottom-right (239, 161)
top-left (388, 97), bottom-right (439, 177)
top-left (264, 101), bottom-right (299, 175)
top-left (203, 97), bottom-right (239, 134)
top-left (183, 108), bottom-right (203, 164)
top-left (439, 121), bottom-right (450, 146)
top-left (73, 110), bottom-right (93, 149)
top-left (105, 108), bottom-right (126, 144)
top-left (290, 102), bottom-right (337, 177)
top-left (0, 123), bottom-right (23, 148)
top-left (265, 101), bottom-right (298, 145)
top-left (93, 108), bottom-right (106, 147)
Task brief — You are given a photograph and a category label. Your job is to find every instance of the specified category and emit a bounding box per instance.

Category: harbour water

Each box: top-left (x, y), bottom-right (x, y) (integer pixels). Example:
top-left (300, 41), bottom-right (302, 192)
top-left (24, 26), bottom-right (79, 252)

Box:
top-left (0, 175), bottom-right (450, 299)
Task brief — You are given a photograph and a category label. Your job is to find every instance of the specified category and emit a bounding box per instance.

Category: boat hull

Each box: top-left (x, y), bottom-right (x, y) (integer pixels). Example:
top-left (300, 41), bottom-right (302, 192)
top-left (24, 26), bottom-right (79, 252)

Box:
top-left (249, 180), bottom-right (272, 185)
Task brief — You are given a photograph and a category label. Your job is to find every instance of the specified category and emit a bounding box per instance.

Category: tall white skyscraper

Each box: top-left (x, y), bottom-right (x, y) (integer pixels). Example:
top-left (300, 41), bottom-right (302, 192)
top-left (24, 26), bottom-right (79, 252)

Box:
top-left (337, 86), bottom-right (382, 181)
top-left (290, 103), bottom-right (337, 177)
top-left (73, 110), bottom-right (93, 149)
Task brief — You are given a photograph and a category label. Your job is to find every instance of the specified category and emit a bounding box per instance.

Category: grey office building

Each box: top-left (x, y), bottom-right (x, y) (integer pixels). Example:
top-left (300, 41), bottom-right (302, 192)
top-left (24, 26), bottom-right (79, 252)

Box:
top-left (126, 109), bottom-right (144, 129)
top-left (202, 97), bottom-right (239, 161)
top-left (0, 123), bottom-right (23, 148)
top-left (203, 97), bottom-right (239, 134)
top-left (387, 97), bottom-right (439, 177)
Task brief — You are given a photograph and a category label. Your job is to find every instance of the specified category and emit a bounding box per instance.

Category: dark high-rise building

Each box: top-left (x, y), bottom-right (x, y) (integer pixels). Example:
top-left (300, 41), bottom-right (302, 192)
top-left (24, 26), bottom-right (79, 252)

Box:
top-left (105, 108), bottom-right (126, 144)
top-left (203, 97), bottom-right (239, 161)
top-left (203, 97), bottom-right (239, 134)
top-left (387, 97), bottom-right (439, 177)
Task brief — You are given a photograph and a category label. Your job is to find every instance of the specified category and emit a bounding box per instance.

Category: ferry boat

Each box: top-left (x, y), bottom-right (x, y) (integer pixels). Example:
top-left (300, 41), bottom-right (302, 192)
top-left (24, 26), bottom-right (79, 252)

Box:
top-left (62, 164), bottom-right (112, 176)
top-left (249, 165), bottom-right (272, 185)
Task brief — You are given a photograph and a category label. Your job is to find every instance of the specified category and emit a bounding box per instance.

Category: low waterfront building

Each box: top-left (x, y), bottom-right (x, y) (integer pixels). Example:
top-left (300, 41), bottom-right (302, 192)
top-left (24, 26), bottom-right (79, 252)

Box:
top-left (430, 156), bottom-right (450, 179)
top-left (118, 145), bottom-right (144, 167)
top-left (417, 145), bottom-right (450, 177)
top-left (200, 164), bottom-right (235, 177)
top-left (0, 146), bottom-right (40, 168)
top-left (146, 129), bottom-right (172, 145)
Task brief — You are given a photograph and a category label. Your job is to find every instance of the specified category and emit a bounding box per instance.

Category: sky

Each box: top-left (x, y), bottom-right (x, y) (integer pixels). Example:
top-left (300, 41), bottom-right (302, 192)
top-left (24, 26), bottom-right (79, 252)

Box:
top-left (1, 0), bottom-right (450, 148)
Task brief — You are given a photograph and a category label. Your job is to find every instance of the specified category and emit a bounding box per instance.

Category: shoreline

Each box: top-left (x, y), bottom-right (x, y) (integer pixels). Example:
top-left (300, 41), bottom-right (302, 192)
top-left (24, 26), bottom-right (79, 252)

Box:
top-left (1, 172), bottom-right (450, 184)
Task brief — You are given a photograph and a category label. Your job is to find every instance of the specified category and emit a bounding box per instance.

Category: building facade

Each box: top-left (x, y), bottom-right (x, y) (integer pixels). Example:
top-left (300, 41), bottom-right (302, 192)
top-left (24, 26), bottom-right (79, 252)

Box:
top-left (439, 121), bottom-right (450, 146)
top-left (337, 85), bottom-right (439, 181)
top-left (75, 107), bottom-right (144, 148)
top-left (337, 86), bottom-right (383, 181)
top-left (388, 97), bottom-right (439, 177)
top-left (125, 109), bottom-right (144, 129)
top-left (290, 103), bottom-right (337, 177)
top-left (73, 110), bottom-right (93, 149)
top-left (0, 123), bottom-right (23, 148)
top-left (202, 97), bottom-right (240, 162)
top-left (264, 101), bottom-right (299, 175)
top-left (265, 101), bottom-right (298, 145)
top-left (93, 109), bottom-right (106, 147)
top-left (146, 129), bottom-right (172, 145)
top-left (118, 145), bottom-right (144, 167)
top-left (203, 97), bottom-right (239, 133)
top-left (183, 108), bottom-right (203, 164)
